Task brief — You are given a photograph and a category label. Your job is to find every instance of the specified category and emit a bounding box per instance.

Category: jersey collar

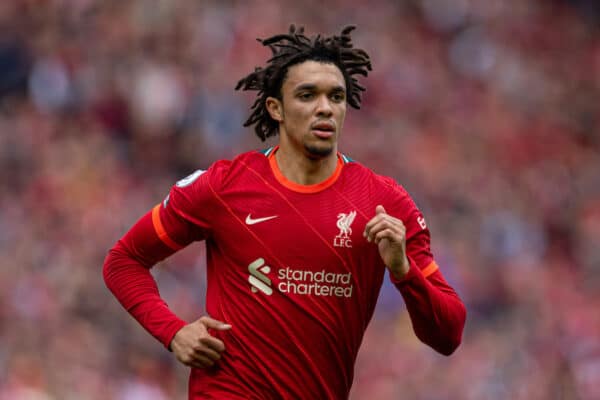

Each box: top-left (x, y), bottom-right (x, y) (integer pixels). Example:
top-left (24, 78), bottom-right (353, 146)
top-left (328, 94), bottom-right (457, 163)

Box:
top-left (267, 146), bottom-right (344, 193)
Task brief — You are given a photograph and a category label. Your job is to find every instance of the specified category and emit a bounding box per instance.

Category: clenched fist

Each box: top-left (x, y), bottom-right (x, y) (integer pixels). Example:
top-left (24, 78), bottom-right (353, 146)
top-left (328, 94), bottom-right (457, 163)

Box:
top-left (170, 316), bottom-right (232, 369)
top-left (364, 205), bottom-right (410, 279)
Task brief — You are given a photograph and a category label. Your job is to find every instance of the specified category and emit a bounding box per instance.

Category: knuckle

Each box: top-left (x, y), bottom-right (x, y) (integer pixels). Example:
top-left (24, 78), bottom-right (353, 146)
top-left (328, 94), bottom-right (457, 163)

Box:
top-left (198, 357), bottom-right (211, 366)
top-left (199, 337), bottom-right (212, 345)
top-left (180, 355), bottom-right (192, 363)
top-left (192, 344), bottom-right (204, 352)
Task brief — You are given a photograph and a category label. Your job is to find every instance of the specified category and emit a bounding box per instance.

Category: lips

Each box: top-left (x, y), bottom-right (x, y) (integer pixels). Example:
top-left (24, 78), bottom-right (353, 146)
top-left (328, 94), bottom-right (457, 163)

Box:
top-left (311, 121), bottom-right (335, 138)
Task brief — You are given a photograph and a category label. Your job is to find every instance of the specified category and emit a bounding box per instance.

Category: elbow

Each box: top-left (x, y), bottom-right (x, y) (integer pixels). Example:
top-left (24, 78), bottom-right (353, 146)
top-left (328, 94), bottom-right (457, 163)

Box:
top-left (102, 251), bottom-right (115, 291)
top-left (416, 328), bottom-right (463, 356)
top-left (436, 302), bottom-right (467, 356)
top-left (423, 302), bottom-right (467, 356)
top-left (435, 335), bottom-right (462, 356)
top-left (102, 241), bottom-right (138, 290)
top-left (103, 244), bottom-right (129, 292)
top-left (426, 326), bottom-right (463, 356)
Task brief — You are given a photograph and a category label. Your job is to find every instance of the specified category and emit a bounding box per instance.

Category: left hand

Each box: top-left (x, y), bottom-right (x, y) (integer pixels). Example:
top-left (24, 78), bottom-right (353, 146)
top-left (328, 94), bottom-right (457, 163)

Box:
top-left (363, 205), bottom-right (410, 279)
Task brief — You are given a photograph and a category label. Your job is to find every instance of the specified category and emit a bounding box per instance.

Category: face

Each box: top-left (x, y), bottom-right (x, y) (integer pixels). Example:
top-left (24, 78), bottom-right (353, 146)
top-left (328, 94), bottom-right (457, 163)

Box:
top-left (267, 60), bottom-right (347, 159)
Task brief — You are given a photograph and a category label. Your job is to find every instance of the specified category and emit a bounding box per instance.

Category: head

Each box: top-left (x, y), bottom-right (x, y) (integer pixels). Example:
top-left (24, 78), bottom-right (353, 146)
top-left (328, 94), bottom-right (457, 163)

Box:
top-left (236, 25), bottom-right (372, 158)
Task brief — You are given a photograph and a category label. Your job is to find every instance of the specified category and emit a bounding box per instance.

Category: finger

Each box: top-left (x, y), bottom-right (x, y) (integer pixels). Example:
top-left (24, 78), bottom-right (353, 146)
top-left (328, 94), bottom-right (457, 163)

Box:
top-left (199, 336), bottom-right (226, 353)
top-left (177, 352), bottom-right (210, 368)
top-left (366, 219), bottom-right (388, 242)
top-left (364, 207), bottom-right (400, 238)
top-left (363, 213), bottom-right (386, 238)
top-left (188, 360), bottom-right (206, 369)
top-left (189, 354), bottom-right (215, 369)
top-left (365, 219), bottom-right (404, 242)
top-left (194, 345), bottom-right (222, 361)
top-left (368, 217), bottom-right (403, 234)
top-left (374, 228), bottom-right (402, 244)
top-left (199, 316), bottom-right (232, 331)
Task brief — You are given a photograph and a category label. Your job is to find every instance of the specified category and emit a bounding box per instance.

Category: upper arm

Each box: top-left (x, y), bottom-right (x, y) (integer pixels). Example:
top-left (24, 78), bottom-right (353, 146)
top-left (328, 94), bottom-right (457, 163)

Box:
top-left (113, 166), bottom-right (222, 267)
top-left (383, 179), bottom-right (438, 277)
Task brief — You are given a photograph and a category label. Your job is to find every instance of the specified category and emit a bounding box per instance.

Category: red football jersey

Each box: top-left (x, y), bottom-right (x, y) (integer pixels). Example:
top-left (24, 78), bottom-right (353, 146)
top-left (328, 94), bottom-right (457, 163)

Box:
top-left (104, 146), bottom-right (465, 400)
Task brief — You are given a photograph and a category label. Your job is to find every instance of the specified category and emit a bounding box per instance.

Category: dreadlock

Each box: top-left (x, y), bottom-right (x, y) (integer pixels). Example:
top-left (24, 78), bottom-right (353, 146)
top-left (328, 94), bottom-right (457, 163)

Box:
top-left (235, 24), bottom-right (372, 141)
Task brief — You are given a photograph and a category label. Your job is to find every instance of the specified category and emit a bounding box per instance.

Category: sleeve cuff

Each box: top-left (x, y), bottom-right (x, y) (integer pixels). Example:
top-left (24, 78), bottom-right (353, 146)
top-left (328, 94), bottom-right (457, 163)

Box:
top-left (391, 258), bottom-right (439, 284)
top-left (389, 257), bottom-right (421, 284)
top-left (161, 318), bottom-right (188, 351)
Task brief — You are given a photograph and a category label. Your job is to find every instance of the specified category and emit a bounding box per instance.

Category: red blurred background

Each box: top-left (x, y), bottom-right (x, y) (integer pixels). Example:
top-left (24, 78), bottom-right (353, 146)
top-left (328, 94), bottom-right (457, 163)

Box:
top-left (0, 1), bottom-right (598, 399)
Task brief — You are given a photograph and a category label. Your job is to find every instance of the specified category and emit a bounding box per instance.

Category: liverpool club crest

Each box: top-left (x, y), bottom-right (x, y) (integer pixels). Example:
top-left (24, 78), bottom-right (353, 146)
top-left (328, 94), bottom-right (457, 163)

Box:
top-left (334, 211), bottom-right (356, 248)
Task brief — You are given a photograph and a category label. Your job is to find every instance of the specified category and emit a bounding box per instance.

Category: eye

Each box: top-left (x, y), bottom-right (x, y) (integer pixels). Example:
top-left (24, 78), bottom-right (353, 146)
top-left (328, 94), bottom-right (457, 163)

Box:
top-left (298, 92), bottom-right (314, 100)
top-left (330, 92), bottom-right (346, 102)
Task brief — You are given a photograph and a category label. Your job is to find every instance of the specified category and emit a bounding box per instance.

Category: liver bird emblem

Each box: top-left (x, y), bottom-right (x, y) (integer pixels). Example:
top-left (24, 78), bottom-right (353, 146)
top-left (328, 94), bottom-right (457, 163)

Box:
top-left (336, 211), bottom-right (357, 238)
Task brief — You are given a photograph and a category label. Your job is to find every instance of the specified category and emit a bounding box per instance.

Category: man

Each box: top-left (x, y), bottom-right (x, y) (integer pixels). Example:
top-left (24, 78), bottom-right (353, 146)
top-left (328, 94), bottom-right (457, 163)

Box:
top-left (104, 25), bottom-right (466, 399)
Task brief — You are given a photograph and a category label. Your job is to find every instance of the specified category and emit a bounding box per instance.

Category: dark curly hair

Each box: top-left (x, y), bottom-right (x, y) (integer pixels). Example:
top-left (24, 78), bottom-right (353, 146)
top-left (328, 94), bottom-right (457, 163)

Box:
top-left (235, 24), bottom-right (372, 141)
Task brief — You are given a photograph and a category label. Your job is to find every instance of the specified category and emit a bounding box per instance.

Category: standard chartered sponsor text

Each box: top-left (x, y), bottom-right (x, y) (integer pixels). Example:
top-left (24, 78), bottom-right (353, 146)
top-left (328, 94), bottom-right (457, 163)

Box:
top-left (277, 267), bottom-right (353, 298)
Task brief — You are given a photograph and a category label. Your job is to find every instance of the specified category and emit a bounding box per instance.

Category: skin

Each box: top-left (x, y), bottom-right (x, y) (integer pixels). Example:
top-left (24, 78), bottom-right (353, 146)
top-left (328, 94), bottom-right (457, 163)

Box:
top-left (170, 60), bottom-right (410, 369)
top-left (266, 60), bottom-right (346, 185)
top-left (170, 316), bottom-right (231, 369)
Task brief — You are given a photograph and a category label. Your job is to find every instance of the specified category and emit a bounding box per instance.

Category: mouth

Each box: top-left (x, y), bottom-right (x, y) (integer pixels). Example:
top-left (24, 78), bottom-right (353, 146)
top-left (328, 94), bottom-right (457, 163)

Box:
top-left (311, 121), bottom-right (336, 139)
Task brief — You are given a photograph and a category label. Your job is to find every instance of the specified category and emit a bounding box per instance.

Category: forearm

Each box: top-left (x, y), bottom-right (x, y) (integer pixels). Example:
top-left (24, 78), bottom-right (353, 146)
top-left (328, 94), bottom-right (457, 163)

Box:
top-left (103, 210), bottom-right (190, 349)
top-left (394, 262), bottom-right (466, 355)
top-left (103, 243), bottom-right (187, 348)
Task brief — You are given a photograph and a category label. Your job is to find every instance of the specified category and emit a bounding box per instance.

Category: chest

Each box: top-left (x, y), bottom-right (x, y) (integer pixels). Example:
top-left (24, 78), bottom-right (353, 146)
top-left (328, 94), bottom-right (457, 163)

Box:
top-left (209, 186), bottom-right (378, 271)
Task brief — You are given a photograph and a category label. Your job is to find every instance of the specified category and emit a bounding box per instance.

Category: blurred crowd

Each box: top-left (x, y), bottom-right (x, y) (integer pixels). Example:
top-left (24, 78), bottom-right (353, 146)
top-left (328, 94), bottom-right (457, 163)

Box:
top-left (1, 0), bottom-right (599, 399)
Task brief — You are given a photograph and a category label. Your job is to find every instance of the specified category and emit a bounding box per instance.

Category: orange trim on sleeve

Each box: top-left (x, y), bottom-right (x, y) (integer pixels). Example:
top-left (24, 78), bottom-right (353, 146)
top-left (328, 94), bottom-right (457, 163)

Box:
top-left (268, 146), bottom-right (344, 193)
top-left (421, 261), bottom-right (439, 278)
top-left (151, 204), bottom-right (183, 251)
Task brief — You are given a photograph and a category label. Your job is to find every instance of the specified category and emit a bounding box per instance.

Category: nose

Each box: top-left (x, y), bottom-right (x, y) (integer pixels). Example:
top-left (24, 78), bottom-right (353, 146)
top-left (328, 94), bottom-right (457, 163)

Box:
top-left (315, 95), bottom-right (333, 117)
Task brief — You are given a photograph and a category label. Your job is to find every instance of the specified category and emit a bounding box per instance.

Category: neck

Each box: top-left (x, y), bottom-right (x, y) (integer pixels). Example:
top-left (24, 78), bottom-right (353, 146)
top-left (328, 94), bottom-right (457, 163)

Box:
top-left (274, 145), bottom-right (338, 185)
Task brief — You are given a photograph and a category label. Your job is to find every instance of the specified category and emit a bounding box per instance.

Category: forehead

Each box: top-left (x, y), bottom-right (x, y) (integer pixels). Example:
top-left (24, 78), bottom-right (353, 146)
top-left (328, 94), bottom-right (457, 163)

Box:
top-left (283, 60), bottom-right (345, 91)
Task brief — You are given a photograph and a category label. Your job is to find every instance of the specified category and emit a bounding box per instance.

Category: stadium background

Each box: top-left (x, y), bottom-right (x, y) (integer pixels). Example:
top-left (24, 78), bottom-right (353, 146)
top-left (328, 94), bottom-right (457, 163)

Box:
top-left (0, 0), bottom-right (599, 398)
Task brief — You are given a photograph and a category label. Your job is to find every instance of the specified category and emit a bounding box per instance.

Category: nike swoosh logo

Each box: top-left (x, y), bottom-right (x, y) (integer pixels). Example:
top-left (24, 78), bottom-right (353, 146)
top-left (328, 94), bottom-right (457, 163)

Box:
top-left (245, 214), bottom-right (278, 225)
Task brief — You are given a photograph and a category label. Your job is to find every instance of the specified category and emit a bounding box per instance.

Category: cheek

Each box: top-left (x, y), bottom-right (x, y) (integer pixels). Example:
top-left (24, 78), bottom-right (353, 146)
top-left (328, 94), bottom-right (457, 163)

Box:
top-left (337, 107), bottom-right (346, 124)
top-left (286, 106), bottom-right (311, 126)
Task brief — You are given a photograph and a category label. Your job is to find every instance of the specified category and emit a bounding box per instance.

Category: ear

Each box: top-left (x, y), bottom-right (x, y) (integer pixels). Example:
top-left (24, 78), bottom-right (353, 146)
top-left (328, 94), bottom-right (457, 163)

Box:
top-left (266, 97), bottom-right (284, 122)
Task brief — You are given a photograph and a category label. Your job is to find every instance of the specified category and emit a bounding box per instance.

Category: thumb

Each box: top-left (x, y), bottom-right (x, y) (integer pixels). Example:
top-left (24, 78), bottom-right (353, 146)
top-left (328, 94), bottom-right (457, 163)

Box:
top-left (376, 205), bottom-right (386, 215)
top-left (199, 316), bottom-right (232, 330)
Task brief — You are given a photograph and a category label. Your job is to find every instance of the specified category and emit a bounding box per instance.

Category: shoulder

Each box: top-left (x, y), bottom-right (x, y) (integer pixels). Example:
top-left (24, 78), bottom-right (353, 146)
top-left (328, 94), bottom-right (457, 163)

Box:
top-left (166, 149), bottom-right (268, 211)
top-left (219, 148), bottom-right (271, 185)
top-left (181, 149), bottom-right (268, 188)
top-left (341, 154), bottom-right (419, 213)
top-left (232, 147), bottom-right (273, 166)
top-left (341, 155), bottom-right (408, 195)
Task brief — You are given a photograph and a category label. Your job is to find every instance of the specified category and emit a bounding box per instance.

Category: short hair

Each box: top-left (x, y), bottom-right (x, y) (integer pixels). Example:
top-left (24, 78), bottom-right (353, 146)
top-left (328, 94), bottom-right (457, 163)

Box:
top-left (235, 24), bottom-right (372, 141)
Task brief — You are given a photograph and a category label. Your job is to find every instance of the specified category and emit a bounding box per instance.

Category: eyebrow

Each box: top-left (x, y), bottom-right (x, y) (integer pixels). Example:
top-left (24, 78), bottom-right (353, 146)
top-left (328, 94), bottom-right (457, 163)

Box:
top-left (294, 83), bottom-right (346, 93)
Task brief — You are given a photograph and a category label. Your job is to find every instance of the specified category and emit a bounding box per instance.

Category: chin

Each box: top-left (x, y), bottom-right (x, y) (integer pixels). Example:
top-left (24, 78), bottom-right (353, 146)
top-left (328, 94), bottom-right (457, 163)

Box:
top-left (304, 143), bottom-right (334, 159)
